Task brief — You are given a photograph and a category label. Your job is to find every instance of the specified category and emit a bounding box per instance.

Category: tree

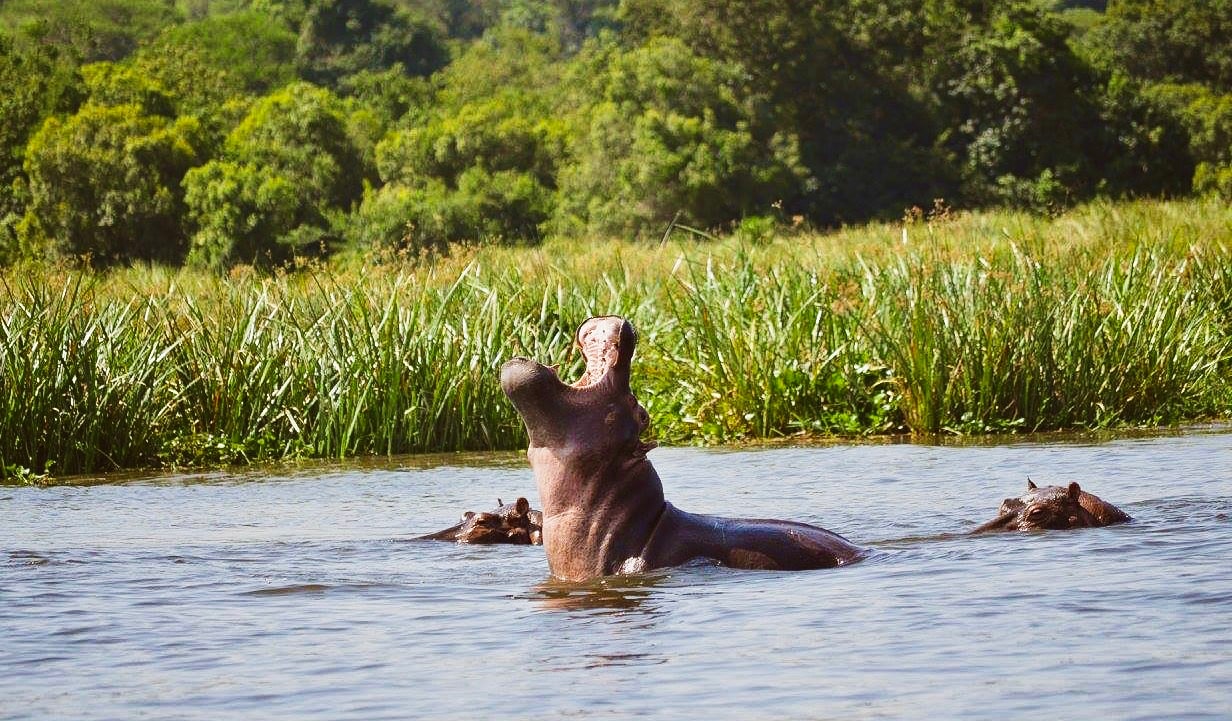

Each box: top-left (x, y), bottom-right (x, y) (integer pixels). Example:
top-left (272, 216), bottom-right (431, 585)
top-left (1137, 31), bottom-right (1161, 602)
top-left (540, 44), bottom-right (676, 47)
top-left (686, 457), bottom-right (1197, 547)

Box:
top-left (352, 27), bottom-right (566, 251)
top-left (620, 0), bottom-right (948, 223)
top-left (294, 0), bottom-right (449, 86)
top-left (142, 11), bottom-right (297, 97)
top-left (0, 0), bottom-right (182, 62)
top-left (921, 2), bottom-right (1111, 206)
top-left (364, 94), bottom-right (561, 248)
top-left (1088, 0), bottom-right (1232, 91)
top-left (183, 82), bottom-right (365, 266)
top-left (0, 32), bottom-right (83, 262)
top-left (21, 101), bottom-right (202, 264)
top-left (1142, 83), bottom-right (1232, 197)
top-left (553, 36), bottom-right (808, 237)
top-left (1080, 0), bottom-right (1232, 197)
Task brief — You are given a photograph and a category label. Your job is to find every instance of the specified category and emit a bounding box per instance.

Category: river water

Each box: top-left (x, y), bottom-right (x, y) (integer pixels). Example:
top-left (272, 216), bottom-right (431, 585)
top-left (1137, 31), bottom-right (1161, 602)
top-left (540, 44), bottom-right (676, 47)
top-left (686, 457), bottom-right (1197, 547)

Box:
top-left (4, 429), bottom-right (1231, 720)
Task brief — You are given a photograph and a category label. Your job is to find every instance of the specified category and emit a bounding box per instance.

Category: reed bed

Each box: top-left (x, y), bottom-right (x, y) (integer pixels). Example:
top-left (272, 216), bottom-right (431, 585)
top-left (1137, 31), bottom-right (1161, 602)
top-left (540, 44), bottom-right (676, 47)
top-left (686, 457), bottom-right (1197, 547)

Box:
top-left (3, 199), bottom-right (1230, 479)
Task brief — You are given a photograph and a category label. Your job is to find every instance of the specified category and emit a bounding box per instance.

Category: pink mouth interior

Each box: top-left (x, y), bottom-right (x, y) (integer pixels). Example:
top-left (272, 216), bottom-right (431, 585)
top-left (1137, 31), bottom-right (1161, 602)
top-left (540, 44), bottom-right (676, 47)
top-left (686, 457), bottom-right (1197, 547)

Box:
top-left (573, 321), bottom-right (620, 388)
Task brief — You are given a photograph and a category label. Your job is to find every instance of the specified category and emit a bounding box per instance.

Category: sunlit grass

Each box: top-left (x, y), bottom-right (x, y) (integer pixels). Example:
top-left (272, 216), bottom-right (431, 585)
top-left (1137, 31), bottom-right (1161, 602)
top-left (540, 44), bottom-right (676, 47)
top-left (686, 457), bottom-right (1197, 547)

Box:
top-left (2, 198), bottom-right (1230, 478)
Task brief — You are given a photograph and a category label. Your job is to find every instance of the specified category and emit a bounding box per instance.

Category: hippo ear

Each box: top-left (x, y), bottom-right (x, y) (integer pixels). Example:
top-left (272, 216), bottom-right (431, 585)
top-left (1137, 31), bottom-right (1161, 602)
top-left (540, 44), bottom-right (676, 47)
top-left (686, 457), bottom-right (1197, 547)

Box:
top-left (1067, 482), bottom-right (1082, 500)
top-left (515, 497), bottom-right (530, 515)
top-left (1026, 478), bottom-right (1038, 490)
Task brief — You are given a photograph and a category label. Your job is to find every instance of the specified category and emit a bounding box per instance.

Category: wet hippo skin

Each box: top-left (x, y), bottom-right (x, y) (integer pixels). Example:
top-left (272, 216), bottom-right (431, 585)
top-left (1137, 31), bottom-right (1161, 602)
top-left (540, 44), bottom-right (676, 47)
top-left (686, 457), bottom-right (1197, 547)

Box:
top-left (500, 315), bottom-right (865, 581)
top-left (972, 480), bottom-right (1131, 533)
top-left (419, 497), bottom-right (543, 544)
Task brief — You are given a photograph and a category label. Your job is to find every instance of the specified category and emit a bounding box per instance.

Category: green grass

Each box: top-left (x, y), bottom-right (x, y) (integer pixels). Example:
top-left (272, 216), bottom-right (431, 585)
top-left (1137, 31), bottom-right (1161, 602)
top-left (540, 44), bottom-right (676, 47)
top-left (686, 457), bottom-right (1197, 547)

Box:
top-left (3, 198), bottom-right (1231, 480)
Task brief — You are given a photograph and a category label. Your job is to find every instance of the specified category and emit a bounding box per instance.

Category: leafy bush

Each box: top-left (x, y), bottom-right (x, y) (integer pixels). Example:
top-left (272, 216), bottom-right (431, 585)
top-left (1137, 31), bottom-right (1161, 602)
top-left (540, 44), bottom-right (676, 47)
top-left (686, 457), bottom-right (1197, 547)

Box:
top-left (0, 33), bottom-right (83, 261)
top-left (184, 82), bottom-right (365, 267)
top-left (142, 11), bottom-right (297, 96)
top-left (554, 36), bottom-right (806, 237)
top-left (20, 101), bottom-right (202, 264)
top-left (0, 0), bottom-right (181, 62)
top-left (1143, 83), bottom-right (1232, 197)
top-left (924, 3), bottom-right (1109, 207)
top-left (356, 28), bottom-right (566, 250)
top-left (293, 0), bottom-right (449, 86)
top-left (1087, 0), bottom-right (1232, 91)
top-left (347, 168), bottom-right (553, 253)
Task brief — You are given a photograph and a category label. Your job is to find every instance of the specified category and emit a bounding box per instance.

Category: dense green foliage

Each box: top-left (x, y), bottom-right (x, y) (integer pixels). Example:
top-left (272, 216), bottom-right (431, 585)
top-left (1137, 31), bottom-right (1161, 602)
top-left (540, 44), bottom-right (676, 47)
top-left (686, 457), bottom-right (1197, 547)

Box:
top-left (19, 63), bottom-right (204, 264)
top-left (1, 0), bottom-right (1230, 266)
top-left (183, 82), bottom-right (366, 266)
top-left (2, 200), bottom-right (1231, 479)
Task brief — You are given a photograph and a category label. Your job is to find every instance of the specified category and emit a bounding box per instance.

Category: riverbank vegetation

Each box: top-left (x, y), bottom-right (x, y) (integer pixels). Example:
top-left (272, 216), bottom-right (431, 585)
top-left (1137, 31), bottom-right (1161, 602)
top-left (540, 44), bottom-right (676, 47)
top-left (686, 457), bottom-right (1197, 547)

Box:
top-left (3, 199), bottom-right (1230, 479)
top-left (3, 1), bottom-right (1231, 479)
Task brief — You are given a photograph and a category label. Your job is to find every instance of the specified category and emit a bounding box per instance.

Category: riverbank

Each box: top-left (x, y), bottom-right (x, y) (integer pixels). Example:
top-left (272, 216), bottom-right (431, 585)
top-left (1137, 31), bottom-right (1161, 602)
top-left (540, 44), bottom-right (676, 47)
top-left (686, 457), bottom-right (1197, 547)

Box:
top-left (4, 198), bottom-right (1230, 479)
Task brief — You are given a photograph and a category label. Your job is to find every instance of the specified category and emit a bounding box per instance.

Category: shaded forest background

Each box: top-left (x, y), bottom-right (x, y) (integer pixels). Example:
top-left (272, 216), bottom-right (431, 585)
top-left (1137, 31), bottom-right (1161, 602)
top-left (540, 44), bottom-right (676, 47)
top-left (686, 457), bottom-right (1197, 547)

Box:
top-left (1, 0), bottom-right (1229, 268)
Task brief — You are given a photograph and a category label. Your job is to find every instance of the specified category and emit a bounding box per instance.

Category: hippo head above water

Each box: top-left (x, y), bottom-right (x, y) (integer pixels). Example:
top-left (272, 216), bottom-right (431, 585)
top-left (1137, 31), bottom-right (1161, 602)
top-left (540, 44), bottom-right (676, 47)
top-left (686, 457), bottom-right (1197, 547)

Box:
top-left (419, 497), bottom-right (543, 545)
top-left (501, 316), bottom-right (654, 464)
top-left (500, 315), bottom-right (864, 581)
top-left (972, 480), bottom-right (1131, 533)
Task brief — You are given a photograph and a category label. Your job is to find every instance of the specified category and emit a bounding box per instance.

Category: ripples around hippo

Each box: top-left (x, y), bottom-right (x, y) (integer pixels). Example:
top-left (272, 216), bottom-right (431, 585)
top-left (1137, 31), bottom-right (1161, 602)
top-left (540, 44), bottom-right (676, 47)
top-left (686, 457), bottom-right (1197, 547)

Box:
top-left (3, 430), bottom-right (1231, 720)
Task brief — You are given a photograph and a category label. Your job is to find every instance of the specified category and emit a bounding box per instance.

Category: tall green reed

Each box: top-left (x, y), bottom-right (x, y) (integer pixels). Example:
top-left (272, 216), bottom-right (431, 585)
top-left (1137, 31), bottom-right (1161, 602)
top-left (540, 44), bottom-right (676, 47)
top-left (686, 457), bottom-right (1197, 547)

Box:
top-left (0, 277), bottom-right (181, 474)
top-left (864, 247), bottom-right (1230, 433)
top-left (2, 199), bottom-right (1229, 479)
top-left (651, 250), bottom-right (891, 443)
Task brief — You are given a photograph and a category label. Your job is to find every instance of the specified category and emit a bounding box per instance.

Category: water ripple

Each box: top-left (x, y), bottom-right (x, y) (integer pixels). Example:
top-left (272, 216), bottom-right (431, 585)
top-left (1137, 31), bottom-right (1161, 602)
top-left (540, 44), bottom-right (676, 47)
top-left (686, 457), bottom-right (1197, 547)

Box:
top-left (3, 432), bottom-right (1231, 720)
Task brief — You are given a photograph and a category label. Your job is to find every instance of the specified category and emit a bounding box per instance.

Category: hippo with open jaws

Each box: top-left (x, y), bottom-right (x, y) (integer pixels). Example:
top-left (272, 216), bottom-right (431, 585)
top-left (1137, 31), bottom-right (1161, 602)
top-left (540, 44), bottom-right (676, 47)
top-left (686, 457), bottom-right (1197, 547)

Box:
top-left (972, 479), bottom-right (1131, 533)
top-left (499, 315), bottom-right (865, 581)
top-left (419, 497), bottom-right (543, 545)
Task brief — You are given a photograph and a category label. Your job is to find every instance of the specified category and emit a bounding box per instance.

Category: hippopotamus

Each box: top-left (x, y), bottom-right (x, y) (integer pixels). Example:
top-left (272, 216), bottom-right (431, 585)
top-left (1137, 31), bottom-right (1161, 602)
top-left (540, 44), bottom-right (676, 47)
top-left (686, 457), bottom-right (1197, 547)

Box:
top-left (499, 315), bottom-right (865, 581)
top-left (419, 497), bottom-right (543, 544)
top-left (972, 479), bottom-right (1131, 533)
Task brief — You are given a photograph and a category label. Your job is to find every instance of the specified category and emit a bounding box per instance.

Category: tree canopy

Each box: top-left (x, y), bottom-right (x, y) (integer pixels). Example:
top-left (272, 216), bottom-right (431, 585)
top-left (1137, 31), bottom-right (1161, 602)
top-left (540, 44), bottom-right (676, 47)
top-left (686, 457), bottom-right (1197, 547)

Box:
top-left (1, 0), bottom-right (1229, 267)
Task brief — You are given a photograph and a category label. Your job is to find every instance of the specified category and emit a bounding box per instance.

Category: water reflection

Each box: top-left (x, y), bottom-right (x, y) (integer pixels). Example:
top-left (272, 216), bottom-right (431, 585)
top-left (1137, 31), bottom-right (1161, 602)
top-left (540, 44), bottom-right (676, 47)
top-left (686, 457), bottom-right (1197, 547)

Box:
top-left (529, 572), bottom-right (669, 615)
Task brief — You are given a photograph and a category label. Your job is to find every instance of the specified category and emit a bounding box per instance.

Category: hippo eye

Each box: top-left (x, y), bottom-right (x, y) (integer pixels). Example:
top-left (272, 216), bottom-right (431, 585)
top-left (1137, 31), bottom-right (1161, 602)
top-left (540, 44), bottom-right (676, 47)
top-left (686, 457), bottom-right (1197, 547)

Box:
top-left (1026, 508), bottom-right (1047, 521)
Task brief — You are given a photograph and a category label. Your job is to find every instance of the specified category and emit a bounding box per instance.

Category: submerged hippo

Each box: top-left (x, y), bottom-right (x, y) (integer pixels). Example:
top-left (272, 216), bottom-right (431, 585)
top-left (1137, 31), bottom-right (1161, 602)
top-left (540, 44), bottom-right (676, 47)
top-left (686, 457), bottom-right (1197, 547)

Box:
top-left (419, 497), bottom-right (543, 545)
top-left (972, 480), bottom-right (1131, 533)
top-left (500, 315), bottom-right (865, 581)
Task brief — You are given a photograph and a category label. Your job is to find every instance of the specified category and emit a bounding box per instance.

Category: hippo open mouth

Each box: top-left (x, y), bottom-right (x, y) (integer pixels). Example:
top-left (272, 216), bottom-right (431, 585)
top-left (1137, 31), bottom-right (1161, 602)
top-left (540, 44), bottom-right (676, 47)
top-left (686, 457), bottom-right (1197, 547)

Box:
top-left (500, 316), bottom-right (652, 454)
top-left (574, 316), bottom-right (623, 388)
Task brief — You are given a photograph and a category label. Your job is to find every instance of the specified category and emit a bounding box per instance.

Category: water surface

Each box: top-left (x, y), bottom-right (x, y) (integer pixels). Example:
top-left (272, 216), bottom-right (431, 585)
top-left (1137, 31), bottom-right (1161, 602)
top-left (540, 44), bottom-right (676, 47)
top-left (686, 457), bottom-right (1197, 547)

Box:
top-left (4, 430), bottom-right (1231, 719)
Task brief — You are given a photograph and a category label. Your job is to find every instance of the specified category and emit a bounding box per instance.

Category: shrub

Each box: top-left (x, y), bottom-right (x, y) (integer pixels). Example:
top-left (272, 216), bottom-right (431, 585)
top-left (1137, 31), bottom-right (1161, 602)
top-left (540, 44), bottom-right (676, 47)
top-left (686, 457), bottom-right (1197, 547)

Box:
top-left (183, 82), bottom-right (365, 267)
top-left (554, 36), bottom-right (806, 237)
top-left (21, 102), bottom-right (202, 264)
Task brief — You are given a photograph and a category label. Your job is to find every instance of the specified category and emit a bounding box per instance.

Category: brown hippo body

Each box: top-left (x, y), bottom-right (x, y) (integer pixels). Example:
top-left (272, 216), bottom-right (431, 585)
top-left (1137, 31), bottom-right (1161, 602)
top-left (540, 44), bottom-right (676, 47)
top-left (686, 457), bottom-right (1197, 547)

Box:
top-left (419, 497), bottom-right (543, 545)
top-left (502, 316), bottom-right (864, 581)
top-left (972, 480), bottom-right (1131, 533)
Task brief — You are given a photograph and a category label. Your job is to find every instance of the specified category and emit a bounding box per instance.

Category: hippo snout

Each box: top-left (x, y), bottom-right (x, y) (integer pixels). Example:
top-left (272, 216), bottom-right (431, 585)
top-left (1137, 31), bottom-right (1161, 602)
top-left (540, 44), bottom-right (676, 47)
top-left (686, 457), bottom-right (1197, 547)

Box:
top-left (499, 357), bottom-right (551, 399)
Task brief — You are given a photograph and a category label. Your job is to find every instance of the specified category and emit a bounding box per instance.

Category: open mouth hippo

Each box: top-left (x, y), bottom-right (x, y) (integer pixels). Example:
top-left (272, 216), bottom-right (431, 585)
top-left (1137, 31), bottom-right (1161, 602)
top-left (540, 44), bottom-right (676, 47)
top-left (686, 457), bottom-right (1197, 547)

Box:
top-left (499, 315), bottom-right (865, 581)
top-left (972, 479), bottom-right (1131, 533)
top-left (419, 497), bottom-right (543, 544)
